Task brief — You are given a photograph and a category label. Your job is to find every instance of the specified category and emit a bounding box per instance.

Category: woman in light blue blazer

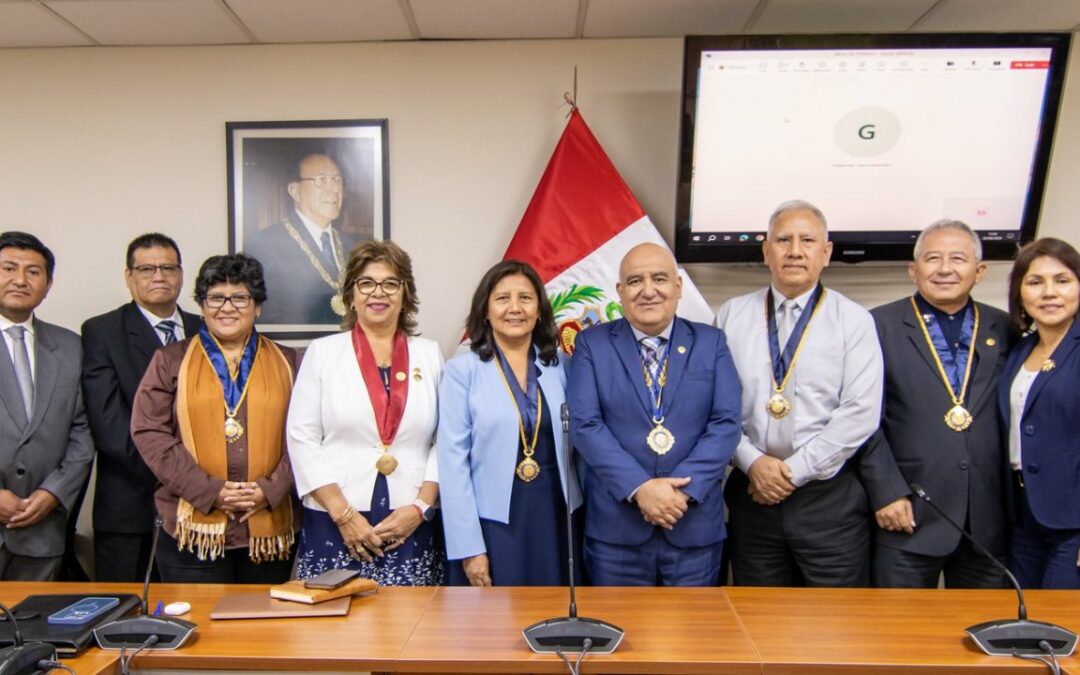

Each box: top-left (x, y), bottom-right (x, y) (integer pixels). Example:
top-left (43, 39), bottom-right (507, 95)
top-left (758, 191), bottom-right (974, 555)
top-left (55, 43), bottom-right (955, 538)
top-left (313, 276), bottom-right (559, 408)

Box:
top-left (438, 260), bottom-right (583, 586)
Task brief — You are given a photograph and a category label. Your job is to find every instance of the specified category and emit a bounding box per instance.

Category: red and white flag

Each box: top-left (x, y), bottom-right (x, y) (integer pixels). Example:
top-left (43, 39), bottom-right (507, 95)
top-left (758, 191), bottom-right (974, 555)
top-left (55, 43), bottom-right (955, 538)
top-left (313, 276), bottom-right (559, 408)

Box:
top-left (503, 107), bottom-right (713, 353)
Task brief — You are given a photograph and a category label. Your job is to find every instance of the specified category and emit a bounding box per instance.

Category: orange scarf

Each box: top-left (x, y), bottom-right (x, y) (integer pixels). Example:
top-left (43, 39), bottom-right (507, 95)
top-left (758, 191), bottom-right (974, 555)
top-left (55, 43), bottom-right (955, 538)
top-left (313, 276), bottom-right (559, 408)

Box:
top-left (174, 336), bottom-right (295, 562)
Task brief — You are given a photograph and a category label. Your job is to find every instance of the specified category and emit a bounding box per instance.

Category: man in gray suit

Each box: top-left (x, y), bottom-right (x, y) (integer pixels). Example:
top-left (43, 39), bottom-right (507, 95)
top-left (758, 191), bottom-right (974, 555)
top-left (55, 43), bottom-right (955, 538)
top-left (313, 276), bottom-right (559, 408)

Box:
top-left (859, 220), bottom-right (1014, 588)
top-left (0, 231), bottom-right (93, 580)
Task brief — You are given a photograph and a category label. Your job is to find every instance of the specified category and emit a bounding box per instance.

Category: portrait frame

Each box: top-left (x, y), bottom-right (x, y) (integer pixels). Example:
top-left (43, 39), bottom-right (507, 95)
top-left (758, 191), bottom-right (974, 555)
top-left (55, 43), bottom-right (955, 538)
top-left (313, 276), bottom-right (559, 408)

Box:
top-left (227, 118), bottom-right (390, 339)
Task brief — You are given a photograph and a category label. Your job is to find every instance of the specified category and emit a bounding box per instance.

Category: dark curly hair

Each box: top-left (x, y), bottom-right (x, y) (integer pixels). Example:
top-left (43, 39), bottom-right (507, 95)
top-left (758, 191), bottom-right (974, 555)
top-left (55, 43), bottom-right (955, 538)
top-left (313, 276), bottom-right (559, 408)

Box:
top-left (193, 254), bottom-right (268, 306)
top-left (465, 259), bottom-right (557, 366)
top-left (341, 240), bottom-right (419, 334)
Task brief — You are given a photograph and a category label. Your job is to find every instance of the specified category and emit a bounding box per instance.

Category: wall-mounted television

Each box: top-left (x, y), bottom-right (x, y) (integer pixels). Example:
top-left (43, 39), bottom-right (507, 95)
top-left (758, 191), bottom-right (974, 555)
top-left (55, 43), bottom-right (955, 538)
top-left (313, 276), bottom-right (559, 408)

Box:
top-left (675, 33), bottom-right (1071, 263)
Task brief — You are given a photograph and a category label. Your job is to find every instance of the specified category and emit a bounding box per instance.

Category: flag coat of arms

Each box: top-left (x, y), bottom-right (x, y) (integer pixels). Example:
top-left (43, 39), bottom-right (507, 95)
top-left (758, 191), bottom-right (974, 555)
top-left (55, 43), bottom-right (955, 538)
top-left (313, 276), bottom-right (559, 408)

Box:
top-left (503, 107), bottom-right (713, 353)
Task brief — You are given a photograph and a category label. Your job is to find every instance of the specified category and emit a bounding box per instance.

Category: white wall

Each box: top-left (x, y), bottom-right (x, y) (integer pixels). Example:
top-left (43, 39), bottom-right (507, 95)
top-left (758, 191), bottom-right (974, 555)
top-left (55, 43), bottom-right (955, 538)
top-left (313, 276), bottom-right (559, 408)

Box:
top-left (2, 36), bottom-right (1076, 352)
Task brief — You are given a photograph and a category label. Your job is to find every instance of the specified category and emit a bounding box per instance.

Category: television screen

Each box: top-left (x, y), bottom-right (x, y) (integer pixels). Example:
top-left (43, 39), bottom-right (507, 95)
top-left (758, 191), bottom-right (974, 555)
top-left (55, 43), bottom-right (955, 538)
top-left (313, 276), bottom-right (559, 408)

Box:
top-left (675, 33), bottom-right (1071, 263)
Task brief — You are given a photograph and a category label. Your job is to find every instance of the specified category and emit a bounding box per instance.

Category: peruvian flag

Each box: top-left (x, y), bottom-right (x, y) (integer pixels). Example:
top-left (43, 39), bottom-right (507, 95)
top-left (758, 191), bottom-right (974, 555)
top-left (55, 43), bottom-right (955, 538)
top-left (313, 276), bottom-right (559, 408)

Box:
top-left (503, 107), bottom-right (713, 353)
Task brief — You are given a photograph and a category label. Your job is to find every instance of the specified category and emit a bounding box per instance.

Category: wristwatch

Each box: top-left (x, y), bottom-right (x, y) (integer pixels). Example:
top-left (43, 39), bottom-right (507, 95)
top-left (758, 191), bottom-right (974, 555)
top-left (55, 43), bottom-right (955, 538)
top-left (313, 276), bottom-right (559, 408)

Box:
top-left (412, 498), bottom-right (436, 522)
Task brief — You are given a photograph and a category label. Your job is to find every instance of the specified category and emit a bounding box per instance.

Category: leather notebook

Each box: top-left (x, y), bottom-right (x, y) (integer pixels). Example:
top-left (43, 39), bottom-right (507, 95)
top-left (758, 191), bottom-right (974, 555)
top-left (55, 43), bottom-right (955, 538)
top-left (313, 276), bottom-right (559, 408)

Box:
top-left (0, 593), bottom-right (140, 656)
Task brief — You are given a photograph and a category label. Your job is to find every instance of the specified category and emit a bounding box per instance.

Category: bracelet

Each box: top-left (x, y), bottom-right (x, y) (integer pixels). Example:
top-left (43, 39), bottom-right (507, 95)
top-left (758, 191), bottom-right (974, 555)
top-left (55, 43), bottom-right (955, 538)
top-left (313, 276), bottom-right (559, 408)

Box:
top-left (411, 504), bottom-right (424, 520)
top-left (332, 505), bottom-right (356, 527)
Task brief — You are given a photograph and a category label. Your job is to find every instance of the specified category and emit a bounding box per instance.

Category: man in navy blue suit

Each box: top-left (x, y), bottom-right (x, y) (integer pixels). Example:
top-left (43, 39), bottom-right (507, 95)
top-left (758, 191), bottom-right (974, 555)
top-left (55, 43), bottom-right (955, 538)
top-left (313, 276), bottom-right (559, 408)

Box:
top-left (567, 243), bottom-right (741, 586)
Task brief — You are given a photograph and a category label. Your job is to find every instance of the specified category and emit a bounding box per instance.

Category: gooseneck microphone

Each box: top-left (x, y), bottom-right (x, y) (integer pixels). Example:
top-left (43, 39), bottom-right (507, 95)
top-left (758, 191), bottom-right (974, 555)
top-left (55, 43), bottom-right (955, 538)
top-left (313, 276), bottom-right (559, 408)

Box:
top-left (522, 403), bottom-right (625, 655)
top-left (910, 483), bottom-right (1077, 657)
top-left (94, 517), bottom-right (197, 651)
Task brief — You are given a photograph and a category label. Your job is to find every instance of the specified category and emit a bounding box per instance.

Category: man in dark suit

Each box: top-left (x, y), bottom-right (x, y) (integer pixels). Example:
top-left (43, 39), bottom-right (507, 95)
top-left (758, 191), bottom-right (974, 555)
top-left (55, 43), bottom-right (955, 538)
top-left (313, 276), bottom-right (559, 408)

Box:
top-left (568, 243), bottom-right (742, 586)
top-left (81, 233), bottom-right (201, 582)
top-left (244, 152), bottom-right (359, 327)
top-left (0, 231), bottom-right (94, 580)
top-left (859, 220), bottom-right (1014, 588)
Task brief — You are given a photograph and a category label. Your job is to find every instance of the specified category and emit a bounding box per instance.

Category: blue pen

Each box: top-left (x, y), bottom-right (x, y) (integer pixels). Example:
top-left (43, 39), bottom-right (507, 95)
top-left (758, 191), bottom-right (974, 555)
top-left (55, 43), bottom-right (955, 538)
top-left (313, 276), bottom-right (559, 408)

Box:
top-left (153, 600), bottom-right (164, 616)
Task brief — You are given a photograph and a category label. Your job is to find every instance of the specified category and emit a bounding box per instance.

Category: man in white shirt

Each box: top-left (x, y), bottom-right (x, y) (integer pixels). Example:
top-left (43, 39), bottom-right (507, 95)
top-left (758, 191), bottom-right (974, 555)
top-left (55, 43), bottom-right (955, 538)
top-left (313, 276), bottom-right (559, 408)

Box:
top-left (81, 233), bottom-right (201, 581)
top-left (0, 231), bottom-right (93, 580)
top-left (716, 200), bottom-right (883, 586)
top-left (245, 152), bottom-right (360, 326)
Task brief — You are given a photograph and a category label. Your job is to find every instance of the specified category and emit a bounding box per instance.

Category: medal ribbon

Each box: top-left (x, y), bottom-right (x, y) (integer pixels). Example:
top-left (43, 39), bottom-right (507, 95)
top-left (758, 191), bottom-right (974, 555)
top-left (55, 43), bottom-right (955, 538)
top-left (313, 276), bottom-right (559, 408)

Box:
top-left (352, 325), bottom-right (410, 447)
top-left (492, 347), bottom-right (543, 456)
top-left (199, 325), bottom-right (259, 414)
top-left (767, 284), bottom-right (826, 389)
top-left (910, 297), bottom-right (979, 409)
top-left (914, 295), bottom-right (974, 391)
top-left (641, 338), bottom-right (672, 422)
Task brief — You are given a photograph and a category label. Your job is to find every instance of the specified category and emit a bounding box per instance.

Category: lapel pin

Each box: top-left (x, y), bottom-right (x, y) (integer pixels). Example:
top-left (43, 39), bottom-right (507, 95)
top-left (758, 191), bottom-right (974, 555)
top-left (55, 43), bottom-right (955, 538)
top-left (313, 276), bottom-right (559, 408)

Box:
top-left (986, 338), bottom-right (996, 346)
top-left (395, 371), bottom-right (407, 382)
top-left (677, 346), bottom-right (687, 354)
top-left (412, 368), bottom-right (423, 382)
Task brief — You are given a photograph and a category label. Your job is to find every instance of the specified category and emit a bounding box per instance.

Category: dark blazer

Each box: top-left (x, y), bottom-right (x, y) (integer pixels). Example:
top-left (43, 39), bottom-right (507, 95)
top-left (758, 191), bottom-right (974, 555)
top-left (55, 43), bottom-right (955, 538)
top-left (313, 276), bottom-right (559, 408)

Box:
top-left (997, 317), bottom-right (1080, 530)
top-left (859, 298), bottom-right (1014, 557)
top-left (80, 302), bottom-right (201, 534)
top-left (0, 318), bottom-right (94, 557)
top-left (243, 211), bottom-right (359, 327)
top-left (567, 317), bottom-right (742, 549)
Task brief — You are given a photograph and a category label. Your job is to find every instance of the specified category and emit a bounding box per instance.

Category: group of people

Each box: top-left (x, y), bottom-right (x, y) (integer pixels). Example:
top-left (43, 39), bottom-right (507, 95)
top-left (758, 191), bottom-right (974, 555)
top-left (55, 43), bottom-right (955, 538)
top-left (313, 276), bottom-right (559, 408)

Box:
top-left (0, 197), bottom-right (1076, 592)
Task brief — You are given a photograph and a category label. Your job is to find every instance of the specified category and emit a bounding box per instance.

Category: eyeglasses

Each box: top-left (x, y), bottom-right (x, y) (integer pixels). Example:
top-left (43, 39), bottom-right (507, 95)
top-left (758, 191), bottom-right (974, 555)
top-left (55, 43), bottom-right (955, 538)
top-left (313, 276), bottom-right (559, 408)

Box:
top-left (204, 293), bottom-right (253, 309)
top-left (297, 174), bottom-right (344, 189)
top-left (354, 278), bottom-right (403, 296)
top-left (130, 264), bottom-right (182, 278)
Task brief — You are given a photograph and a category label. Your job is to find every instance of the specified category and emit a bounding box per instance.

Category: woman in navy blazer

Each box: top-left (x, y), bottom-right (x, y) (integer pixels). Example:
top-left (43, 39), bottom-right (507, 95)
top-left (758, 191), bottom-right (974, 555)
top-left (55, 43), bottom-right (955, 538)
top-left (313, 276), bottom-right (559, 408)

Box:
top-left (437, 260), bottom-right (583, 586)
top-left (998, 237), bottom-right (1080, 589)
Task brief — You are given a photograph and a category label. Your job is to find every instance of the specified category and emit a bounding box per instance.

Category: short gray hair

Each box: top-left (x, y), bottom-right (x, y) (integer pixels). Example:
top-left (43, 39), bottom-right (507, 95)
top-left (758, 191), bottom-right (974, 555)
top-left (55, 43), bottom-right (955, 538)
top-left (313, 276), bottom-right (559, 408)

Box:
top-left (912, 219), bottom-right (983, 262)
top-left (768, 199), bottom-right (828, 235)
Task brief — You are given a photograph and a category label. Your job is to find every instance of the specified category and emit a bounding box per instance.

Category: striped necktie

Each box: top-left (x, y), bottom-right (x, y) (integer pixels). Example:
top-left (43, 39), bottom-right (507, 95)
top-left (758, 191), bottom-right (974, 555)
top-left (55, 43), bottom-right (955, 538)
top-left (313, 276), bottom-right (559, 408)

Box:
top-left (156, 320), bottom-right (178, 344)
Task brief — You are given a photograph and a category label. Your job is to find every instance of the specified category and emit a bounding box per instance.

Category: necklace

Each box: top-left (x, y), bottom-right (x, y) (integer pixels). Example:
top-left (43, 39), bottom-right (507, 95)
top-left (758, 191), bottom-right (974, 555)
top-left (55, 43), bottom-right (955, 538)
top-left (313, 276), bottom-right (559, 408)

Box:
top-left (493, 356), bottom-right (543, 482)
top-left (910, 297), bottom-right (979, 431)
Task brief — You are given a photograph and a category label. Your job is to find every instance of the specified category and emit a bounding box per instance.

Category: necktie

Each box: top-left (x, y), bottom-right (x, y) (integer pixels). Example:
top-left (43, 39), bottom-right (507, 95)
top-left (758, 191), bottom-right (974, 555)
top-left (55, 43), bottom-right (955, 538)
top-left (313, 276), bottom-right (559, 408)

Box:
top-left (640, 336), bottom-right (666, 381)
top-left (777, 299), bottom-right (797, 347)
top-left (156, 320), bottom-right (178, 345)
top-left (6, 326), bottom-right (34, 419)
top-left (320, 231), bottom-right (339, 278)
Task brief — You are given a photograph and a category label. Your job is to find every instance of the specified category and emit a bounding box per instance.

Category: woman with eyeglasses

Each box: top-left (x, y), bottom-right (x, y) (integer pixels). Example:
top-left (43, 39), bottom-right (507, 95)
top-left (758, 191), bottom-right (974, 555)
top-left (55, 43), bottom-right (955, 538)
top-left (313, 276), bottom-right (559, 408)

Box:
top-left (131, 254), bottom-right (300, 583)
top-left (288, 240), bottom-right (445, 585)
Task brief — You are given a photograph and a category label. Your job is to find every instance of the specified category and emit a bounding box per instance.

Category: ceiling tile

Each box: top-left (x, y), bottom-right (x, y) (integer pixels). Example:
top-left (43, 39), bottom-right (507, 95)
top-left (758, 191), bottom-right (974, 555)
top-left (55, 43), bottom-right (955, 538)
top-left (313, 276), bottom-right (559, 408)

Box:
top-left (585, 0), bottom-right (758, 38)
top-left (0, 2), bottom-right (94, 47)
top-left (916, 0), bottom-right (1080, 31)
top-left (44, 0), bottom-right (251, 45)
top-left (751, 0), bottom-right (939, 33)
top-left (410, 0), bottom-right (578, 39)
top-left (226, 0), bottom-right (413, 43)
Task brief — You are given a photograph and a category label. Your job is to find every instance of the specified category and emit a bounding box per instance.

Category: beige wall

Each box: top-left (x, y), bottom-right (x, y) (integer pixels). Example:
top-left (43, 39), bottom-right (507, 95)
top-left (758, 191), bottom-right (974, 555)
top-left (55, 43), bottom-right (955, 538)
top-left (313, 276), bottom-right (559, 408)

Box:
top-left (2, 36), bottom-right (1076, 353)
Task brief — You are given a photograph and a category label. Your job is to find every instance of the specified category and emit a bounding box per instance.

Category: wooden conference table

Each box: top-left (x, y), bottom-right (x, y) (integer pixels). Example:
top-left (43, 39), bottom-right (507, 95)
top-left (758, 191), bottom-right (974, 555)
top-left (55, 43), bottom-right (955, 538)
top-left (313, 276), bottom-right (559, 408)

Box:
top-left (3, 582), bottom-right (1077, 674)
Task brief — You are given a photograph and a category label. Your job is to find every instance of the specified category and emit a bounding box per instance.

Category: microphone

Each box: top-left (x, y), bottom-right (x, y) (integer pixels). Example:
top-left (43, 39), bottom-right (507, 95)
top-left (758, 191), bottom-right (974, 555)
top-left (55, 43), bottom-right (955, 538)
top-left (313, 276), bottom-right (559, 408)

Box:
top-left (522, 403), bottom-right (625, 655)
top-left (909, 483), bottom-right (1077, 656)
top-left (94, 517), bottom-right (197, 651)
top-left (0, 602), bottom-right (55, 675)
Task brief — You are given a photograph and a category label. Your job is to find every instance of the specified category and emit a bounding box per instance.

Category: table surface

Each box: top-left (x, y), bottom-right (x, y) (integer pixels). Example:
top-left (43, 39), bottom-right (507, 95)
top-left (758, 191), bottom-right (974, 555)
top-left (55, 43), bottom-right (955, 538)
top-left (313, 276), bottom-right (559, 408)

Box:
top-left (3, 582), bottom-right (1078, 674)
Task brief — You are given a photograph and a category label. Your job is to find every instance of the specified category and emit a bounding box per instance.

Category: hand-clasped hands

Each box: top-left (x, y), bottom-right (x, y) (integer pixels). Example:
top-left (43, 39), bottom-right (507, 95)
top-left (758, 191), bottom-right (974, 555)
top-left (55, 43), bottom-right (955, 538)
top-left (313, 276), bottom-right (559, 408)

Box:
top-left (338, 506), bottom-right (422, 562)
top-left (214, 481), bottom-right (269, 523)
top-left (747, 455), bottom-right (796, 505)
top-left (635, 477), bottom-right (692, 529)
top-left (0, 488), bottom-right (59, 528)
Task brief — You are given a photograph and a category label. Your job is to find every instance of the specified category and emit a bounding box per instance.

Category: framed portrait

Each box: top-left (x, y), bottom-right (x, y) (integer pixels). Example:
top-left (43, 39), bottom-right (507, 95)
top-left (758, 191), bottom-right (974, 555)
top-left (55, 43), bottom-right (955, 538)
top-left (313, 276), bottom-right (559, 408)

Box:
top-left (227, 119), bottom-right (390, 339)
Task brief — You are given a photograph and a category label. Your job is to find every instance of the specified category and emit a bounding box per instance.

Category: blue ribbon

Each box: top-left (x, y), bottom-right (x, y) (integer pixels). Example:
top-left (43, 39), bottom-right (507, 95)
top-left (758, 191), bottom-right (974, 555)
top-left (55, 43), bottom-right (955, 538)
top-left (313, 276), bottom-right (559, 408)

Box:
top-left (767, 284), bottom-right (824, 384)
top-left (641, 338), bottom-right (672, 422)
top-left (198, 325), bottom-right (259, 409)
top-left (914, 295), bottom-right (974, 392)
top-left (494, 345), bottom-right (540, 438)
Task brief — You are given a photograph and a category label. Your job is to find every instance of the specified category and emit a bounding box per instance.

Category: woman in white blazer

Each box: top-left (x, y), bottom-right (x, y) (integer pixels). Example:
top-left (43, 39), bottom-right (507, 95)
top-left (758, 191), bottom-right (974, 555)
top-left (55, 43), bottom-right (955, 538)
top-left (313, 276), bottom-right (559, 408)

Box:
top-left (438, 260), bottom-right (583, 586)
top-left (288, 241), bottom-right (444, 585)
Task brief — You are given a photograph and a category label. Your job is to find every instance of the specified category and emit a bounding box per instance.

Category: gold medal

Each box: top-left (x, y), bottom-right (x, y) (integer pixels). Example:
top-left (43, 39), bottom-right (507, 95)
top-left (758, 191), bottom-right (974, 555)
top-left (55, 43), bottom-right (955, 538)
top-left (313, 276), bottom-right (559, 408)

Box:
top-left (376, 453), bottom-right (398, 476)
top-left (911, 298), bottom-right (980, 433)
top-left (516, 457), bottom-right (540, 482)
top-left (646, 422), bottom-right (675, 455)
top-left (766, 392), bottom-right (791, 420)
top-left (224, 415), bottom-right (244, 443)
top-left (944, 404), bottom-right (973, 432)
top-left (330, 293), bottom-right (346, 317)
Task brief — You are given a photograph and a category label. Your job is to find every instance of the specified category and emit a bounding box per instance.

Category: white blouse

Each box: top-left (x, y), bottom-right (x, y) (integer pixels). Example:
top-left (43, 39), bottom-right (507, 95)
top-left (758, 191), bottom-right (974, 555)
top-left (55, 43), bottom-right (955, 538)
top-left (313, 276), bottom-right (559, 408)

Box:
top-left (1008, 366), bottom-right (1039, 470)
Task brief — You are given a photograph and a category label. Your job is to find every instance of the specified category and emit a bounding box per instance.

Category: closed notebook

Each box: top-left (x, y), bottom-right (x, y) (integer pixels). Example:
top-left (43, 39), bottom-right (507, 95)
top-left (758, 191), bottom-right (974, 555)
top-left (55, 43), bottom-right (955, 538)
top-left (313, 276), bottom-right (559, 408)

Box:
top-left (268, 577), bottom-right (378, 604)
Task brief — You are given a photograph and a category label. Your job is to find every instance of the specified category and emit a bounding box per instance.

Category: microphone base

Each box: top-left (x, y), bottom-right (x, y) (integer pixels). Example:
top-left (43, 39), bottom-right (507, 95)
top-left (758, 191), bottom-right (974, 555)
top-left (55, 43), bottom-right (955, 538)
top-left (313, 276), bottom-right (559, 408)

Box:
top-left (0, 642), bottom-right (55, 675)
top-left (966, 618), bottom-right (1077, 656)
top-left (523, 616), bottom-right (625, 654)
top-left (94, 616), bottom-right (197, 651)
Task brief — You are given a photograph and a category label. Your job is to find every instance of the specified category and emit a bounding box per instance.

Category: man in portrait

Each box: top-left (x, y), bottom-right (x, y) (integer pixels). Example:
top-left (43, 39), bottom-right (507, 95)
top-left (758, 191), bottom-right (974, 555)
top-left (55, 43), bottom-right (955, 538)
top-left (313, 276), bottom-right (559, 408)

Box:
top-left (81, 233), bottom-right (201, 582)
top-left (0, 231), bottom-right (94, 580)
top-left (716, 200), bottom-right (883, 587)
top-left (568, 242), bottom-right (742, 586)
top-left (859, 220), bottom-right (1014, 588)
top-left (244, 152), bottom-right (360, 326)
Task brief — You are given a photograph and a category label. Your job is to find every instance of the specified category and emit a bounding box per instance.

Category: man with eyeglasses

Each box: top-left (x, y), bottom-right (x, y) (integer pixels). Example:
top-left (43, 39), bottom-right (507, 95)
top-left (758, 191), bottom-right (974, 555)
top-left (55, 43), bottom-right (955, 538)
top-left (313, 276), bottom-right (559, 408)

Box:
top-left (244, 152), bottom-right (360, 327)
top-left (80, 233), bottom-right (201, 581)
